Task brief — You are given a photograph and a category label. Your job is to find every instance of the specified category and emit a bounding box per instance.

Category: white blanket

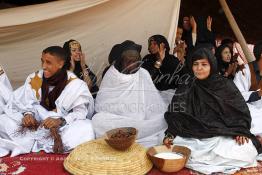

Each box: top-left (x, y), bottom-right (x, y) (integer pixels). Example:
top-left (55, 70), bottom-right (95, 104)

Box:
top-left (0, 65), bottom-right (12, 114)
top-left (92, 66), bottom-right (168, 147)
top-left (234, 64), bottom-right (262, 135)
top-left (173, 136), bottom-right (258, 174)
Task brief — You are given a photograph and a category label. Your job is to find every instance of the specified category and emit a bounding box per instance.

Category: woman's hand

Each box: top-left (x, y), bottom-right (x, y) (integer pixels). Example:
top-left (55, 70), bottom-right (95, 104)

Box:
top-left (158, 43), bottom-right (166, 61)
top-left (225, 63), bottom-right (237, 77)
top-left (207, 16), bottom-right (212, 31)
top-left (231, 62), bottom-right (238, 76)
top-left (80, 53), bottom-right (87, 70)
top-left (190, 16), bottom-right (197, 33)
top-left (163, 137), bottom-right (174, 149)
top-left (176, 42), bottom-right (187, 62)
top-left (235, 136), bottom-right (249, 145)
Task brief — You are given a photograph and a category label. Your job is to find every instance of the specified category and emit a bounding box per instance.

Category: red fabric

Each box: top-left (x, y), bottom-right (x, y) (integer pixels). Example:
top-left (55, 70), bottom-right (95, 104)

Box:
top-left (0, 152), bottom-right (69, 175)
top-left (1, 152), bottom-right (262, 175)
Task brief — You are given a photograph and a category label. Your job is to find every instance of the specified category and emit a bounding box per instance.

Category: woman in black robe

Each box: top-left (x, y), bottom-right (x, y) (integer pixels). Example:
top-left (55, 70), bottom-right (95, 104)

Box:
top-left (163, 48), bottom-right (261, 174)
top-left (142, 35), bottom-right (182, 91)
top-left (63, 39), bottom-right (99, 98)
top-left (216, 44), bottom-right (238, 79)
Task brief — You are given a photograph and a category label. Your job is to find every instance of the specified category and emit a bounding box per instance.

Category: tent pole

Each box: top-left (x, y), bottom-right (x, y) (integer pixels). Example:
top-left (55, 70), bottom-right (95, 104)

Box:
top-left (219, 0), bottom-right (255, 62)
top-left (168, 0), bottom-right (181, 53)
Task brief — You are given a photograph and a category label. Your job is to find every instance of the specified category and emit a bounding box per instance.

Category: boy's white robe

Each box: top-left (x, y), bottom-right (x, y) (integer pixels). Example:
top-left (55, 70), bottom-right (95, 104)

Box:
top-left (92, 66), bottom-right (168, 147)
top-left (0, 65), bottom-right (13, 114)
top-left (0, 70), bottom-right (94, 157)
top-left (234, 64), bottom-right (262, 135)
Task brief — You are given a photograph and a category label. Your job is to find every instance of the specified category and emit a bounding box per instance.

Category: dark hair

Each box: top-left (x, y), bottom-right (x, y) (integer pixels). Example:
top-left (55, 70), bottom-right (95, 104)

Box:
top-left (108, 40), bottom-right (142, 65)
top-left (189, 48), bottom-right (217, 75)
top-left (42, 46), bottom-right (66, 68)
top-left (253, 41), bottom-right (262, 62)
top-left (195, 42), bottom-right (216, 52)
top-left (63, 39), bottom-right (81, 70)
top-left (108, 44), bottom-right (122, 65)
top-left (221, 38), bottom-right (234, 46)
top-left (215, 44), bottom-right (232, 63)
top-left (148, 35), bottom-right (170, 53)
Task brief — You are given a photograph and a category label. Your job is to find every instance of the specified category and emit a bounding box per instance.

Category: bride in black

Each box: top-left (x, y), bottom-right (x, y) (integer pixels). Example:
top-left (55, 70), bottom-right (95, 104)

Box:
top-left (163, 48), bottom-right (261, 174)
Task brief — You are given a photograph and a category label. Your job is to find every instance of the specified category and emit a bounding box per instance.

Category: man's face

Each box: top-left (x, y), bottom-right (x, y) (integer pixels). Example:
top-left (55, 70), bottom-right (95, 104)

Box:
top-left (122, 56), bottom-right (140, 74)
top-left (41, 53), bottom-right (64, 78)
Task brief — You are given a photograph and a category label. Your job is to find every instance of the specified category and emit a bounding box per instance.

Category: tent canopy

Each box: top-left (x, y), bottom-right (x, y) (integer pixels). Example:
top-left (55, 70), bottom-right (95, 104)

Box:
top-left (0, 0), bottom-right (261, 88)
top-left (0, 0), bottom-right (180, 88)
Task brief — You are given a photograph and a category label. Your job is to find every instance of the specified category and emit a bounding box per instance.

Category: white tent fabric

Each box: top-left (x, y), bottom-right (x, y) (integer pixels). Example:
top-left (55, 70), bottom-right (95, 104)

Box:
top-left (0, 0), bottom-right (181, 88)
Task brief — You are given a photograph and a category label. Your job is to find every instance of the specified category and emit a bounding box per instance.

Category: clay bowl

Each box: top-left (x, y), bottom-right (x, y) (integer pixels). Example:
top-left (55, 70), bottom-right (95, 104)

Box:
top-left (147, 145), bottom-right (191, 173)
top-left (105, 127), bottom-right (137, 151)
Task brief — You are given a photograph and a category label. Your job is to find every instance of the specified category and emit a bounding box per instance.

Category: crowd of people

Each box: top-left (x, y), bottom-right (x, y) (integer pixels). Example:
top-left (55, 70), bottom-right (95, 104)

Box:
top-left (0, 15), bottom-right (262, 174)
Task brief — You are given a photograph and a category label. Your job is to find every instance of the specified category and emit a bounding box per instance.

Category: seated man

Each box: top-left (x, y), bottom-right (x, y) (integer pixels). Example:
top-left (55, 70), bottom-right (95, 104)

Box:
top-left (92, 41), bottom-right (168, 147)
top-left (234, 41), bottom-right (262, 136)
top-left (0, 65), bottom-right (12, 114)
top-left (0, 46), bottom-right (94, 157)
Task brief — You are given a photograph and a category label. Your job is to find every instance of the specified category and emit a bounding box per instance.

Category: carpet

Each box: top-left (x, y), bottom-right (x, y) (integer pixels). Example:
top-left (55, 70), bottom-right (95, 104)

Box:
top-left (1, 152), bottom-right (262, 175)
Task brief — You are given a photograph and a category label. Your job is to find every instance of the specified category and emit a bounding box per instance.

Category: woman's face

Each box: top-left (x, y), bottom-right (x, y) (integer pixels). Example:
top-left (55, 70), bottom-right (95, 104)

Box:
top-left (221, 47), bottom-right (231, 63)
top-left (70, 42), bottom-right (81, 61)
top-left (192, 58), bottom-right (211, 80)
top-left (149, 40), bottom-right (159, 54)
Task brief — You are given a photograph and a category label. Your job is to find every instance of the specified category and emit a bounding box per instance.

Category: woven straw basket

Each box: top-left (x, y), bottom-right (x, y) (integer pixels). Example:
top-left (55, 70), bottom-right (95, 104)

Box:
top-left (64, 138), bottom-right (153, 175)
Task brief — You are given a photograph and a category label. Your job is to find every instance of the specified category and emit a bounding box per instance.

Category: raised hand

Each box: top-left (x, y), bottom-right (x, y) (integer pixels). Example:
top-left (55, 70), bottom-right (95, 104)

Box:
top-left (158, 43), bottom-right (166, 61)
top-left (80, 53), bottom-right (87, 70)
top-left (190, 16), bottom-right (197, 33)
top-left (207, 16), bottom-right (212, 31)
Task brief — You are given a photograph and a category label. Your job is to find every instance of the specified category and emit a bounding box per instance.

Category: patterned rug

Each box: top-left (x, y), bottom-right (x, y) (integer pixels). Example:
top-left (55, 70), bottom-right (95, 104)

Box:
top-left (0, 152), bottom-right (262, 175)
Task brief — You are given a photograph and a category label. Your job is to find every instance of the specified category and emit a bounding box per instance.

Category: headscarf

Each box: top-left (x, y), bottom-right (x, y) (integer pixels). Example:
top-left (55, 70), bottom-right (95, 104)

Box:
top-left (108, 44), bottom-right (122, 65)
top-left (63, 39), bottom-right (82, 76)
top-left (148, 35), bottom-right (170, 54)
top-left (114, 40), bottom-right (142, 73)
